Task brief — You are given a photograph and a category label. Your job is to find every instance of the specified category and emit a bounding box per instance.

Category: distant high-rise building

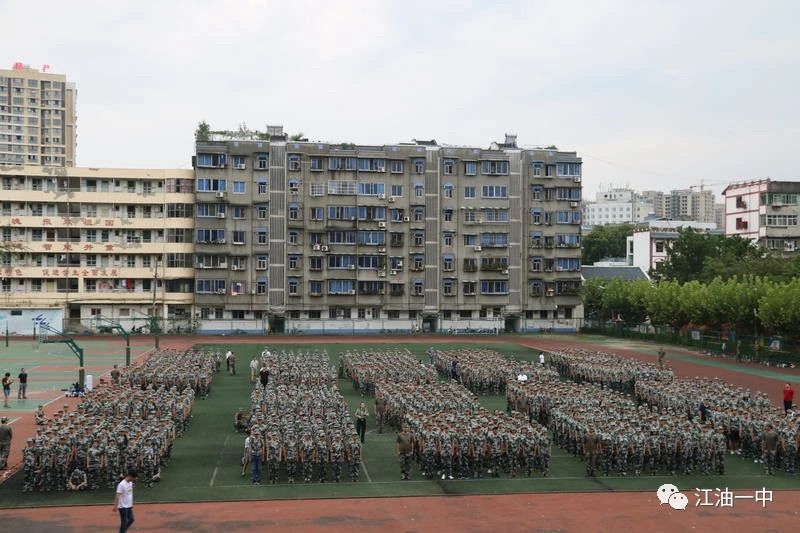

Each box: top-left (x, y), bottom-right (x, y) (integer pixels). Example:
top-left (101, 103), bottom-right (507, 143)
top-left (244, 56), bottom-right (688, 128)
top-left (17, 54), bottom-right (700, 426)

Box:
top-left (0, 63), bottom-right (77, 167)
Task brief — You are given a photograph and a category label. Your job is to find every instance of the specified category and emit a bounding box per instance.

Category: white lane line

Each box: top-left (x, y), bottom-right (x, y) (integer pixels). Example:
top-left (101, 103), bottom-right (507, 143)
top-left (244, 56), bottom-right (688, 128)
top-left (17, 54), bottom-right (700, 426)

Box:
top-left (361, 460), bottom-right (373, 483)
top-left (210, 435), bottom-right (230, 487)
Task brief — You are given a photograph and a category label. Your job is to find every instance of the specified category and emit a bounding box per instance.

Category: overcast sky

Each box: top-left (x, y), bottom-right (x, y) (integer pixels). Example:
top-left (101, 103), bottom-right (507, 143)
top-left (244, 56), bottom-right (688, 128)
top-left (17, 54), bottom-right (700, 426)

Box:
top-left (2, 0), bottom-right (798, 198)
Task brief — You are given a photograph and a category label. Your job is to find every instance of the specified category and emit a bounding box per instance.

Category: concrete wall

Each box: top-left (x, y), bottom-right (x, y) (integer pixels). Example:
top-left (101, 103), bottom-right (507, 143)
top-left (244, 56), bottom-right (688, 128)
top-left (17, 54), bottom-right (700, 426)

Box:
top-left (0, 308), bottom-right (64, 335)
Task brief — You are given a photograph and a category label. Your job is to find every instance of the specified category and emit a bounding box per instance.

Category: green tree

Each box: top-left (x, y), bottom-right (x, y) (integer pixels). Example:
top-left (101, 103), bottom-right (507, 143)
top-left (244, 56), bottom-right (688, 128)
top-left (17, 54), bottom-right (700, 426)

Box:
top-left (290, 132), bottom-right (305, 141)
top-left (651, 229), bottom-right (760, 282)
top-left (581, 224), bottom-right (634, 265)
top-left (195, 121), bottom-right (210, 141)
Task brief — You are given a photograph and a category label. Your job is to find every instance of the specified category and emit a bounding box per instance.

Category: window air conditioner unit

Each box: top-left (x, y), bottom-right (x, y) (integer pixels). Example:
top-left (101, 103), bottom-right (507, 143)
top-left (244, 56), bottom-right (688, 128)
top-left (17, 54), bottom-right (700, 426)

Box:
top-left (476, 219), bottom-right (483, 224)
top-left (569, 202), bottom-right (579, 208)
top-left (474, 245), bottom-right (482, 252)
top-left (388, 196), bottom-right (395, 203)
top-left (348, 289), bottom-right (356, 295)
top-left (378, 290), bottom-right (385, 295)
top-left (378, 271), bottom-right (386, 277)
top-left (216, 289), bottom-right (226, 294)
top-left (215, 191), bottom-right (226, 198)
top-left (313, 244), bottom-right (321, 251)
top-left (378, 193), bottom-right (386, 199)
top-left (573, 176), bottom-right (581, 182)
top-left (234, 164), bottom-right (246, 170)
top-left (502, 270), bottom-right (509, 275)
top-left (321, 245), bottom-right (329, 252)
top-left (391, 270), bottom-right (397, 275)
top-left (403, 216), bottom-right (410, 222)
top-left (216, 213), bottom-right (225, 218)
top-left (378, 247), bottom-right (386, 253)
top-left (217, 238), bottom-right (226, 244)
top-left (378, 221), bottom-right (386, 228)
top-left (396, 261), bottom-right (403, 267)
top-left (219, 262), bottom-right (228, 268)
top-left (250, 289), bottom-right (256, 295)
top-left (348, 265), bottom-right (356, 270)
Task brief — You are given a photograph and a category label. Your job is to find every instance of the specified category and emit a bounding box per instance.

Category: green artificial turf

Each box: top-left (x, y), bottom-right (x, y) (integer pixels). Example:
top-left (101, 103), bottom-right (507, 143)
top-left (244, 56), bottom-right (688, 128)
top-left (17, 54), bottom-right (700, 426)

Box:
top-left (1, 342), bottom-right (798, 508)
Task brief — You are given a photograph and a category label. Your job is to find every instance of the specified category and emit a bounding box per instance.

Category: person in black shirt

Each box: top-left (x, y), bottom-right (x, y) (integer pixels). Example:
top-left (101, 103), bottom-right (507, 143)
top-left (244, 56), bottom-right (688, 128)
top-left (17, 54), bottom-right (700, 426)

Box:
top-left (259, 365), bottom-right (270, 388)
top-left (18, 368), bottom-right (28, 399)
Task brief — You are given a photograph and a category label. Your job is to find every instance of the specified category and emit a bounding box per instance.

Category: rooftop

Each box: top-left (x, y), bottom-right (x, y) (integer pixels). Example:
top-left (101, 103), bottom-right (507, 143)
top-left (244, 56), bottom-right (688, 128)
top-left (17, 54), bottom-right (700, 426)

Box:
top-left (581, 266), bottom-right (649, 282)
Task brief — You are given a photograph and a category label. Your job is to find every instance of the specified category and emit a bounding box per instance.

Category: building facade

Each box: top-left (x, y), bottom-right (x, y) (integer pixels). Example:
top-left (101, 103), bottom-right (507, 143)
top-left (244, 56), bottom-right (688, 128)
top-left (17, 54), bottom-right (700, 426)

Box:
top-left (0, 64), bottom-right (77, 167)
top-left (723, 179), bottom-right (800, 253)
top-left (626, 219), bottom-right (720, 274)
top-left (583, 188), bottom-right (635, 226)
top-left (193, 130), bottom-right (583, 334)
top-left (0, 166), bottom-right (195, 334)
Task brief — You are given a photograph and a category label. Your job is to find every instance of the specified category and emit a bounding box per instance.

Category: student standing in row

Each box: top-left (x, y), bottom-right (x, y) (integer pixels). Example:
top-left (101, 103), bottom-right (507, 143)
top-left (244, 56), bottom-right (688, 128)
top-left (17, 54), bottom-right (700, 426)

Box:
top-left (17, 368), bottom-right (28, 400)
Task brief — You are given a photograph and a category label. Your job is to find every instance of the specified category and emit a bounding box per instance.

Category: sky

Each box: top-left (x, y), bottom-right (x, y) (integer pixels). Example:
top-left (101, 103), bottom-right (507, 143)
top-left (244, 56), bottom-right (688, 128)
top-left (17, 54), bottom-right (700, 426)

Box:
top-left (2, 0), bottom-right (798, 198)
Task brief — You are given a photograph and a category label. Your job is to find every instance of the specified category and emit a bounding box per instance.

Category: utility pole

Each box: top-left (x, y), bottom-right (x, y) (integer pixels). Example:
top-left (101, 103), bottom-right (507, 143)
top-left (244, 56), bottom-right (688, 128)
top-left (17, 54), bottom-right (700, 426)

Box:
top-left (151, 259), bottom-right (160, 349)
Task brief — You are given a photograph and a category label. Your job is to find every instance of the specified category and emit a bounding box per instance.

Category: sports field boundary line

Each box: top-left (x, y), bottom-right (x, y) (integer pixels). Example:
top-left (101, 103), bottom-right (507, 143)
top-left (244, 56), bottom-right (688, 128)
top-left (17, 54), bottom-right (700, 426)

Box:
top-left (3, 487), bottom-right (799, 511)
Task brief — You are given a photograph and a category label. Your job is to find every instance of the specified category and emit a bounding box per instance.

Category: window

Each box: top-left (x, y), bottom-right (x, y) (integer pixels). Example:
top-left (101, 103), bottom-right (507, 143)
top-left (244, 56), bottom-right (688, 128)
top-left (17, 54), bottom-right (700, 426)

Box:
top-left (310, 183), bottom-right (325, 196)
top-left (288, 154), bottom-right (301, 171)
top-left (357, 231), bottom-right (385, 245)
top-left (556, 162), bottom-right (581, 176)
top-left (328, 181), bottom-right (358, 195)
top-left (413, 280), bottom-right (424, 296)
top-left (556, 258), bottom-right (580, 272)
top-left (443, 159), bottom-right (455, 175)
top-left (328, 206), bottom-right (358, 220)
top-left (256, 229), bottom-right (268, 244)
top-left (288, 204), bottom-right (301, 220)
top-left (288, 278), bottom-right (300, 295)
top-left (256, 153), bottom-right (269, 170)
top-left (463, 281), bottom-right (476, 295)
top-left (762, 214), bottom-right (798, 226)
top-left (357, 158), bottom-right (385, 172)
top-left (411, 255), bottom-right (425, 271)
top-left (443, 183), bottom-right (454, 198)
top-left (480, 160), bottom-right (509, 175)
top-left (256, 256), bottom-right (269, 270)
top-left (309, 280), bottom-right (323, 295)
top-left (196, 178), bottom-right (226, 192)
top-left (232, 181), bottom-right (246, 194)
top-left (414, 159), bottom-right (425, 174)
top-left (413, 207), bottom-right (424, 221)
top-left (484, 209), bottom-right (509, 222)
top-left (481, 280), bottom-right (508, 294)
top-left (413, 231), bottom-right (425, 246)
top-left (761, 193), bottom-right (798, 206)
top-left (310, 207), bottom-right (324, 221)
top-left (482, 185), bottom-right (508, 198)
top-left (256, 278), bottom-right (268, 294)
top-left (480, 233), bottom-right (508, 247)
top-left (233, 206), bottom-right (246, 219)
top-left (532, 162), bottom-right (543, 176)
top-left (195, 279), bottom-right (226, 294)
top-left (256, 205), bottom-right (268, 219)
top-left (390, 160), bottom-right (404, 173)
top-left (328, 279), bottom-right (355, 294)
top-left (443, 279), bottom-right (455, 296)
top-left (231, 155), bottom-right (246, 169)
top-left (443, 209), bottom-right (453, 222)
top-left (531, 185), bottom-right (543, 201)
top-left (391, 184), bottom-right (403, 197)
top-left (196, 229), bottom-right (225, 243)
top-left (288, 179), bottom-right (300, 193)
top-left (257, 180), bottom-right (268, 194)
top-left (310, 157), bottom-right (324, 171)
top-left (414, 184), bottom-right (424, 197)
top-left (288, 255), bottom-right (301, 270)
top-left (309, 256), bottom-right (323, 271)
top-left (197, 153), bottom-right (227, 168)
top-left (233, 231), bottom-right (246, 244)
top-left (443, 232), bottom-right (454, 246)
top-left (464, 186), bottom-right (476, 199)
top-left (196, 203), bottom-right (225, 218)
top-left (464, 161), bottom-right (477, 175)
top-left (358, 182), bottom-right (385, 196)
top-left (442, 255), bottom-right (454, 271)
top-left (463, 234), bottom-right (477, 246)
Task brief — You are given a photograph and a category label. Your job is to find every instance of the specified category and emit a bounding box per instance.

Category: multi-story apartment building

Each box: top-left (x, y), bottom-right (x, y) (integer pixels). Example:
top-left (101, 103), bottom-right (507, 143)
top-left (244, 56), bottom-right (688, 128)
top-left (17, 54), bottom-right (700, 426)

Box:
top-left (723, 179), bottom-right (800, 253)
top-left (626, 219), bottom-right (720, 273)
top-left (583, 188), bottom-right (635, 226)
top-left (0, 166), bottom-right (195, 334)
top-left (193, 130), bottom-right (583, 334)
top-left (641, 188), bottom-right (717, 225)
top-left (0, 64), bottom-right (77, 167)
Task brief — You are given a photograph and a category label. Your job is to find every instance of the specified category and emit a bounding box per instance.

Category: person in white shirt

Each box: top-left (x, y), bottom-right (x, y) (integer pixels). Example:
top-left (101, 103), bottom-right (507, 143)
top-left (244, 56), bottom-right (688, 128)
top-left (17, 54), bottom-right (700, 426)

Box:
top-left (249, 357), bottom-right (259, 383)
top-left (539, 352), bottom-right (546, 366)
top-left (114, 470), bottom-right (137, 533)
top-left (517, 373), bottom-right (528, 382)
top-left (225, 351), bottom-right (233, 373)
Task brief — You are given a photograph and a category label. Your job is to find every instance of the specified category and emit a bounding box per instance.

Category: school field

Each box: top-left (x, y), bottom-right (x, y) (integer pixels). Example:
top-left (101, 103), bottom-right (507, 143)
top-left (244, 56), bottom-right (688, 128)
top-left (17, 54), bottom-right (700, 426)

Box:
top-left (1, 334), bottom-right (799, 531)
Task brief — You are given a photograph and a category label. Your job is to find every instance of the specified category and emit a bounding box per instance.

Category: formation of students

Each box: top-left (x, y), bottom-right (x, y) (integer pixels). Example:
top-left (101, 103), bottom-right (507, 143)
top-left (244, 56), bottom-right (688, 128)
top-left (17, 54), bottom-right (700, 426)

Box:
top-left (243, 349), bottom-right (360, 484)
top-left (547, 347), bottom-right (673, 394)
top-left (21, 383), bottom-right (193, 492)
top-left (635, 378), bottom-right (800, 474)
top-left (431, 348), bottom-right (558, 394)
top-left (339, 349), bottom-right (437, 397)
